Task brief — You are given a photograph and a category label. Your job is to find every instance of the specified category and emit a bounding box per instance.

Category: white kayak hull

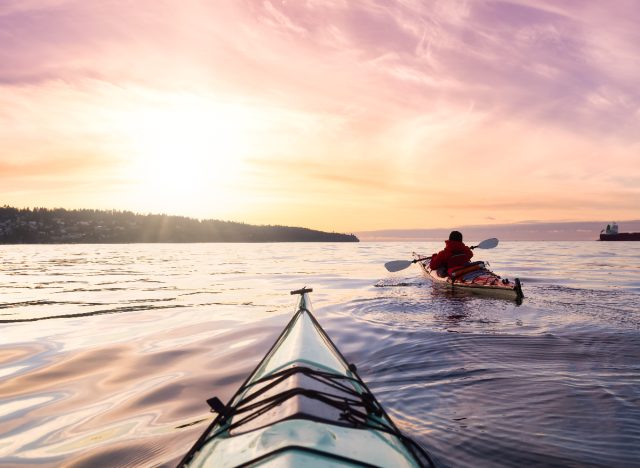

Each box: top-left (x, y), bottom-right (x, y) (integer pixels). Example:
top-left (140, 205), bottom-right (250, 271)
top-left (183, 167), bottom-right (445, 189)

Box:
top-left (413, 253), bottom-right (524, 302)
top-left (179, 288), bottom-right (435, 467)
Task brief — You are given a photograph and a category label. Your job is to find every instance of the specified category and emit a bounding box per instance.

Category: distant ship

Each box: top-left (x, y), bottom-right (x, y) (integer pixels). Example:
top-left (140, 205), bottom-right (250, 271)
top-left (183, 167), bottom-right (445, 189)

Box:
top-left (599, 222), bottom-right (640, 241)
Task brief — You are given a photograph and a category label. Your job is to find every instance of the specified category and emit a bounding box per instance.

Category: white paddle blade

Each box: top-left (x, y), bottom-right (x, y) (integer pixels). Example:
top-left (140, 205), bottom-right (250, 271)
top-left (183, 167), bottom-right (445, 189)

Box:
top-left (384, 260), bottom-right (413, 272)
top-left (476, 237), bottom-right (499, 249)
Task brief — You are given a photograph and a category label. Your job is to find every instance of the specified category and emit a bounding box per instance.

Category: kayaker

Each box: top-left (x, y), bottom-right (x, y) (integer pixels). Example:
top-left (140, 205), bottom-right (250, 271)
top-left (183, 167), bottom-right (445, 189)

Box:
top-left (429, 230), bottom-right (473, 276)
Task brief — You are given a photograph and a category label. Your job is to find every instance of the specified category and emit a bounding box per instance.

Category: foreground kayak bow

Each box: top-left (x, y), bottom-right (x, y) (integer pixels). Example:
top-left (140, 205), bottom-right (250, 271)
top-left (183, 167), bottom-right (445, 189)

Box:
top-left (179, 288), bottom-right (436, 467)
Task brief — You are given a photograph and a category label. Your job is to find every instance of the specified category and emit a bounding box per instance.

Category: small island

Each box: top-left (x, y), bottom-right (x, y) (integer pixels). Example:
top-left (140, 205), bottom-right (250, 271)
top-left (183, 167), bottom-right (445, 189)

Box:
top-left (0, 206), bottom-right (359, 243)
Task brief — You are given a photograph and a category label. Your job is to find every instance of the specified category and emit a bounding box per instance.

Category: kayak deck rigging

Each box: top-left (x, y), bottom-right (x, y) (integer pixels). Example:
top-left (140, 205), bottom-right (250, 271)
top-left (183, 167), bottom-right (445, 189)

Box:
top-left (203, 366), bottom-right (385, 438)
top-left (179, 288), bottom-right (435, 467)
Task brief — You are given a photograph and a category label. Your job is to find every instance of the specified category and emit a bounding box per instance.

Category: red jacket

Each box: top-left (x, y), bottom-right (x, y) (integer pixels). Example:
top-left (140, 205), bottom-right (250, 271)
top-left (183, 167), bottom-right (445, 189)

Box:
top-left (429, 240), bottom-right (473, 274)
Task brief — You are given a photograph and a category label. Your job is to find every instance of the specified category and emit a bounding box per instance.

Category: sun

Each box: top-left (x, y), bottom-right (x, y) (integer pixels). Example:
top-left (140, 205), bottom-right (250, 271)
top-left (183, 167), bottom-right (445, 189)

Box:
top-left (119, 97), bottom-right (250, 213)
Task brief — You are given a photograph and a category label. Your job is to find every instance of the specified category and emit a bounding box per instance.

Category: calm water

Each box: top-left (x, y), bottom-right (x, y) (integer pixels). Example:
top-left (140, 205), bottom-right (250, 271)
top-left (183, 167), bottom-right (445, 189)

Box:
top-left (1, 241), bottom-right (639, 467)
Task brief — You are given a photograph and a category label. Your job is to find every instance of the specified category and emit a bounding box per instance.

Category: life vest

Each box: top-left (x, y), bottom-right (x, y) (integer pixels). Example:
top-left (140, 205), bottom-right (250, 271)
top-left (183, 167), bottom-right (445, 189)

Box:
top-left (429, 240), bottom-right (473, 272)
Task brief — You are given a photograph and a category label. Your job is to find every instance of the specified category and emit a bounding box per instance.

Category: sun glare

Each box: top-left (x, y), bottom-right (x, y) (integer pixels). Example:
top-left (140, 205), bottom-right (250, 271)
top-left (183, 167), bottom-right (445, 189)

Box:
top-left (120, 98), bottom-right (251, 213)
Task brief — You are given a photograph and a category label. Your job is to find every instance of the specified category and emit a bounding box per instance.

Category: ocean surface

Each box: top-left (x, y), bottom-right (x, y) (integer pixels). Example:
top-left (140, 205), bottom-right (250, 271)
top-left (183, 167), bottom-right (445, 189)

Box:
top-left (1, 241), bottom-right (639, 467)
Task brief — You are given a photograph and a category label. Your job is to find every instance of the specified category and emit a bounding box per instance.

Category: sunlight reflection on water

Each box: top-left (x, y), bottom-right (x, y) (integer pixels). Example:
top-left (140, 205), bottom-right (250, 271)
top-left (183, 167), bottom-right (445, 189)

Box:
top-left (0, 242), bottom-right (639, 466)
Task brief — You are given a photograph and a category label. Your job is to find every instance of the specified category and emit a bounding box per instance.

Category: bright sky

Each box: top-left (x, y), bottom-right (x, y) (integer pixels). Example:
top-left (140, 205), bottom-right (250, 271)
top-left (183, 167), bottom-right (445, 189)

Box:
top-left (1, 1), bottom-right (639, 232)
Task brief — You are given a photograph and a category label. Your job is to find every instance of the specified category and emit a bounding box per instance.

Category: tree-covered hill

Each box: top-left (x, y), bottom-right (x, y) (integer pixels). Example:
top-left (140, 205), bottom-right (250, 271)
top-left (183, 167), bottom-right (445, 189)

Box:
top-left (0, 207), bottom-right (359, 243)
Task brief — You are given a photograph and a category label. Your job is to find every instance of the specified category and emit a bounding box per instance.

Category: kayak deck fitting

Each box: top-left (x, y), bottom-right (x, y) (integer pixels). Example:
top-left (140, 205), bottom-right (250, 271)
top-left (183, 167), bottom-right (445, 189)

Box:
top-left (179, 288), bottom-right (435, 467)
top-left (412, 253), bottom-right (524, 302)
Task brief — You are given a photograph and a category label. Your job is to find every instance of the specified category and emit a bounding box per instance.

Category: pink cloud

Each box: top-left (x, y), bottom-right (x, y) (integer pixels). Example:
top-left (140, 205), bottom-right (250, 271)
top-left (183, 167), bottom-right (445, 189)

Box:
top-left (3, 0), bottom-right (637, 135)
top-left (1, 0), bottom-right (639, 229)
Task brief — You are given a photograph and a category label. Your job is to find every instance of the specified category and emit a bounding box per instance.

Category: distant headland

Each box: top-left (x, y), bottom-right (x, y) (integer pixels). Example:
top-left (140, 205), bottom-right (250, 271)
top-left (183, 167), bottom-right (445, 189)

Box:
top-left (356, 220), bottom-right (640, 242)
top-left (0, 206), bottom-right (359, 243)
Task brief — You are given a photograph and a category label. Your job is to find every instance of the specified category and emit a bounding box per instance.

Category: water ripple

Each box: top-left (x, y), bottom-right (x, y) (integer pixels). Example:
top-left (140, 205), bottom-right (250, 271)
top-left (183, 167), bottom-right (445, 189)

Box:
top-left (0, 242), bottom-right (639, 466)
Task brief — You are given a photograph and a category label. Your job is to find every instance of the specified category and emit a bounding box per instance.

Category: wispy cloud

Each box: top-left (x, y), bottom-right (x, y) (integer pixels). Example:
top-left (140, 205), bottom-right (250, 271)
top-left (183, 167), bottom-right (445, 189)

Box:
top-left (1, 0), bottom-right (639, 230)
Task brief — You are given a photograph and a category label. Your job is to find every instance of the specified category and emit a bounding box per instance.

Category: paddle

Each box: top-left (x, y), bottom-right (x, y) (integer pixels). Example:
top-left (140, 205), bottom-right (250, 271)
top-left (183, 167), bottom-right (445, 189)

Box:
top-left (384, 237), bottom-right (499, 272)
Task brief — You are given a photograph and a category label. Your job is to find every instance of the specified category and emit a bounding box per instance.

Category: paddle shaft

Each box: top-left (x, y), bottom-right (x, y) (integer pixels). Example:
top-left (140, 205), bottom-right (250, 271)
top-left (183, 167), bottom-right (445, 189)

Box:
top-left (414, 240), bottom-right (485, 263)
top-left (384, 238), bottom-right (499, 272)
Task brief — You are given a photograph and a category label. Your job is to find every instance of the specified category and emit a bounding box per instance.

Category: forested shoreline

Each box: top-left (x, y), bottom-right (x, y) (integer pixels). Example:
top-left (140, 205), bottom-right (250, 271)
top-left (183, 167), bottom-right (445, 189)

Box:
top-left (0, 207), bottom-right (359, 243)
